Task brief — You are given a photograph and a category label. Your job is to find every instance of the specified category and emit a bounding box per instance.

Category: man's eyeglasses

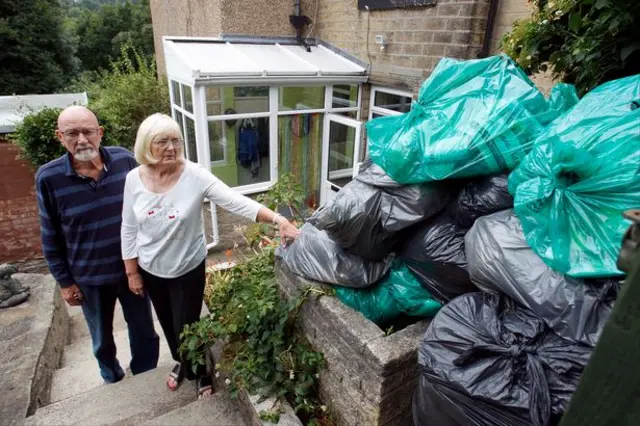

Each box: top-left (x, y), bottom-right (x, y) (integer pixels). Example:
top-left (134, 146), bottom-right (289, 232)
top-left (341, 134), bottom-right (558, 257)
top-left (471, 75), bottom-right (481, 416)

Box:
top-left (153, 138), bottom-right (182, 148)
top-left (59, 128), bottom-right (100, 141)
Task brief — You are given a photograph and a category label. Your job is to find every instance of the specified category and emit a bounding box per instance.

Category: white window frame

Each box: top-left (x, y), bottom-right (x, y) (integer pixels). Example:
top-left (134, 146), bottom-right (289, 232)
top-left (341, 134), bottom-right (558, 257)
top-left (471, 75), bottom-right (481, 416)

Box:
top-left (177, 82), bottom-right (364, 196)
top-left (168, 80), bottom-right (198, 162)
top-left (368, 86), bottom-right (413, 120)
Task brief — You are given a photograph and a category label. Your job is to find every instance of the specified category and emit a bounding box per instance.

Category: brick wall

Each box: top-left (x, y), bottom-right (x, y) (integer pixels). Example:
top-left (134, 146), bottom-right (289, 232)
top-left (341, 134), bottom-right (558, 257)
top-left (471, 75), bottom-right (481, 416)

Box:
top-left (314, 0), bottom-right (491, 94)
top-left (0, 140), bottom-right (42, 263)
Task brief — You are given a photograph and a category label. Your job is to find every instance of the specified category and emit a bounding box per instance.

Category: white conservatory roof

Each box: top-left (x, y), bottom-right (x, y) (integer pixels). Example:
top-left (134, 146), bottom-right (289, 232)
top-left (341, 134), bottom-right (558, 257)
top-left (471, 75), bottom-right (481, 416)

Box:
top-left (163, 36), bottom-right (368, 84)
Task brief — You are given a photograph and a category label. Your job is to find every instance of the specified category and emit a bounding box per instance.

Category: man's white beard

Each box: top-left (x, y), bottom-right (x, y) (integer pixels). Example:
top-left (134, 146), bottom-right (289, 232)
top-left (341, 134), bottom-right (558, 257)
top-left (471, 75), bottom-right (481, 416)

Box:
top-left (74, 147), bottom-right (98, 162)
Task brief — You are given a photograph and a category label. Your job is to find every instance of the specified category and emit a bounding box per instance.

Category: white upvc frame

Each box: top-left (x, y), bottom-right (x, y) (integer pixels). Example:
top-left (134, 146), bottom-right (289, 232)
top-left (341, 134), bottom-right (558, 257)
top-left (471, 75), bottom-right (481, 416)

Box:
top-left (368, 86), bottom-right (413, 119)
top-left (320, 113), bottom-right (363, 206)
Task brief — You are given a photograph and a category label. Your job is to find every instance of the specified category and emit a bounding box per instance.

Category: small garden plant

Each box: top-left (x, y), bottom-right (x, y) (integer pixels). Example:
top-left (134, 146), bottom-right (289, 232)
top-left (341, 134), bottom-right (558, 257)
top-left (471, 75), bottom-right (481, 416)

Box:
top-left (180, 176), bottom-right (334, 425)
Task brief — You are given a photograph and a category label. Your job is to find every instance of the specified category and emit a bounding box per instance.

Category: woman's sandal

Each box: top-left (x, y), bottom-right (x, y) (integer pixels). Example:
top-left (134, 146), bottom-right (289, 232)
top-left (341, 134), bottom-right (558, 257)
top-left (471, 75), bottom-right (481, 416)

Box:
top-left (167, 363), bottom-right (185, 391)
top-left (196, 376), bottom-right (214, 399)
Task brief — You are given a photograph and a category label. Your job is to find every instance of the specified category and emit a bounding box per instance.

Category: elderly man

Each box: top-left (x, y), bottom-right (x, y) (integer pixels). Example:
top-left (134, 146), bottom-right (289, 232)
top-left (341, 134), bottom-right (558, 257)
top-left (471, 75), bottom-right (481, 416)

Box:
top-left (36, 106), bottom-right (159, 383)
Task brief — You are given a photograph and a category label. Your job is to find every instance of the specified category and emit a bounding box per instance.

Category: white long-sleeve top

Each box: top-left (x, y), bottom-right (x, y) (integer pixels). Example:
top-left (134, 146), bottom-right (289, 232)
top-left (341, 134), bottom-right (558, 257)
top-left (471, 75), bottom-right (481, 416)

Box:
top-left (121, 161), bottom-right (262, 278)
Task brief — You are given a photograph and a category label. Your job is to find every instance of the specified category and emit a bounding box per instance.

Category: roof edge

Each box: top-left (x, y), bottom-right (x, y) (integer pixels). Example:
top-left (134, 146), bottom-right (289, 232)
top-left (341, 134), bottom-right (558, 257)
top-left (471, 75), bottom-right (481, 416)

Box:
top-left (163, 34), bottom-right (370, 73)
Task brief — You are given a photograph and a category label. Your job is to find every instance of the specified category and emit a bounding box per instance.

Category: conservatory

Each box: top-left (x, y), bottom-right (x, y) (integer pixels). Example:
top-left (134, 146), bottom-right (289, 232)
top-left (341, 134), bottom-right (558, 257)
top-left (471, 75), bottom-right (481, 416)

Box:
top-left (163, 36), bottom-right (368, 220)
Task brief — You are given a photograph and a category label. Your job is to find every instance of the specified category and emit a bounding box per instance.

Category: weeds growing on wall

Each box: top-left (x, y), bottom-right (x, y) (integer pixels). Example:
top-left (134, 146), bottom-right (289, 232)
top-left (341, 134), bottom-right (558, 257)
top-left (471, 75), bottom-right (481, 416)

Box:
top-left (502, 0), bottom-right (640, 95)
top-left (180, 178), bottom-right (332, 425)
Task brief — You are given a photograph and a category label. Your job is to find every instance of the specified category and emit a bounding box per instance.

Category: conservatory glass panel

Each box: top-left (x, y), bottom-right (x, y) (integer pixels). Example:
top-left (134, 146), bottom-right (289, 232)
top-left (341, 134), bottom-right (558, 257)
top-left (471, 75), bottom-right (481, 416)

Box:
top-left (205, 86), bottom-right (269, 117)
top-left (279, 87), bottom-right (325, 111)
top-left (278, 113), bottom-right (324, 209)
top-left (171, 81), bottom-right (182, 107)
top-left (209, 118), bottom-right (271, 187)
top-left (184, 116), bottom-right (198, 162)
top-left (183, 84), bottom-right (194, 113)
top-left (332, 84), bottom-right (359, 109)
top-left (205, 86), bottom-right (223, 116)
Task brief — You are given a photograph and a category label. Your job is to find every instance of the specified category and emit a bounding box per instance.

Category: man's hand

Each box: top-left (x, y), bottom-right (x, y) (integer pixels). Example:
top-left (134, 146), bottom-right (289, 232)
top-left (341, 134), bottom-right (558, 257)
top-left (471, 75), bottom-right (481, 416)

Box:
top-left (128, 273), bottom-right (145, 297)
top-left (61, 284), bottom-right (84, 306)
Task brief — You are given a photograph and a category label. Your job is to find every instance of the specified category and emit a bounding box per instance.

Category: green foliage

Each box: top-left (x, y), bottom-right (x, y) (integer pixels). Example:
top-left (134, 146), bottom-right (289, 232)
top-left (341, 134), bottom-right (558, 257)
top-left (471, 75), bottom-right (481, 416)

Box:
top-left (11, 44), bottom-right (168, 166)
top-left (180, 247), bottom-right (329, 422)
top-left (257, 173), bottom-right (307, 222)
top-left (72, 0), bottom-right (154, 72)
top-left (10, 108), bottom-right (66, 168)
top-left (82, 44), bottom-right (170, 149)
top-left (502, 0), bottom-right (640, 94)
top-left (0, 0), bottom-right (78, 95)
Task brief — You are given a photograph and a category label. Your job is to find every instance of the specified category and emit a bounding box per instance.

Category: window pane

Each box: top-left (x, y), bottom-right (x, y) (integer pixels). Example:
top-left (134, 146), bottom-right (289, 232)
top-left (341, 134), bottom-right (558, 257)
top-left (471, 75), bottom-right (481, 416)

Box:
top-left (171, 81), bottom-right (182, 107)
top-left (208, 121), bottom-right (226, 163)
top-left (373, 91), bottom-right (412, 113)
top-left (205, 86), bottom-right (222, 116)
top-left (206, 86), bottom-right (269, 117)
top-left (278, 113), bottom-right (323, 209)
top-left (185, 117), bottom-right (198, 162)
top-left (371, 112), bottom-right (386, 119)
top-left (183, 85), bottom-right (194, 113)
top-left (332, 84), bottom-right (358, 109)
top-left (279, 87), bottom-right (325, 111)
top-left (210, 117), bottom-right (271, 187)
top-left (173, 109), bottom-right (185, 143)
top-left (226, 86), bottom-right (269, 114)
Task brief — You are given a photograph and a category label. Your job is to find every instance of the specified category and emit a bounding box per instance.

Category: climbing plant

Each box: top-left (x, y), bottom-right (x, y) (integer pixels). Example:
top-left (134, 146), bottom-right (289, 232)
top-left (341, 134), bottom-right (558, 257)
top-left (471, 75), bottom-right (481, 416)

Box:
top-left (180, 247), bottom-right (330, 424)
top-left (502, 0), bottom-right (640, 95)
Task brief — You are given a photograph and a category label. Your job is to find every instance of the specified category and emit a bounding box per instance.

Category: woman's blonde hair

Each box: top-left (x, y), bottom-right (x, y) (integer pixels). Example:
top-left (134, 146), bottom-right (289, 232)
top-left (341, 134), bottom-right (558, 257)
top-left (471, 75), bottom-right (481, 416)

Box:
top-left (134, 113), bottom-right (185, 165)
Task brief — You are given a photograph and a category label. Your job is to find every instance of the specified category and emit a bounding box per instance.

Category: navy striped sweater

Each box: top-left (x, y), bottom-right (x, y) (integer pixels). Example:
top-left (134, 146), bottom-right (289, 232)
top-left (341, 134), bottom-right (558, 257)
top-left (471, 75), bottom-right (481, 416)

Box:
top-left (36, 147), bottom-right (137, 288)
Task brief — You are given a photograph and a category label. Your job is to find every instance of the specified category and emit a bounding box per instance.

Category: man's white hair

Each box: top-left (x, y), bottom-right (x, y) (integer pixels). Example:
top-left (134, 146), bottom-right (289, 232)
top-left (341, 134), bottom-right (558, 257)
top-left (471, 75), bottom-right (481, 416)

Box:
top-left (134, 113), bottom-right (185, 165)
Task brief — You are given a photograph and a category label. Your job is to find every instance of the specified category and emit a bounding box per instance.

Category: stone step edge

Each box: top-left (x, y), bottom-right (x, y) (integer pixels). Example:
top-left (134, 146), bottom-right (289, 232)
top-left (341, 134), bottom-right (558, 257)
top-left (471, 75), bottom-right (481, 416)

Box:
top-left (207, 343), bottom-right (302, 426)
top-left (26, 276), bottom-right (70, 416)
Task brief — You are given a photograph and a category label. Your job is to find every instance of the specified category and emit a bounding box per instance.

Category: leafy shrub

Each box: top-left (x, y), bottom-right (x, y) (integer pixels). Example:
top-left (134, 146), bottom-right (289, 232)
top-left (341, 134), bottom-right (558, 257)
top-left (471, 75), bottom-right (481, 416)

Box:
top-left (502, 0), bottom-right (640, 95)
top-left (181, 247), bottom-right (328, 422)
top-left (11, 107), bottom-right (66, 168)
top-left (83, 43), bottom-right (169, 149)
top-left (10, 104), bottom-right (118, 168)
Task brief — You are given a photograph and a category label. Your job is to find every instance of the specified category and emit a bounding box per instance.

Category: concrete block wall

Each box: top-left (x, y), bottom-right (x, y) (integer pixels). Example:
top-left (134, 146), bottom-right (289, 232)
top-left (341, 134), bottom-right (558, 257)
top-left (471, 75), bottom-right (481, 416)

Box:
top-left (0, 141), bottom-right (42, 263)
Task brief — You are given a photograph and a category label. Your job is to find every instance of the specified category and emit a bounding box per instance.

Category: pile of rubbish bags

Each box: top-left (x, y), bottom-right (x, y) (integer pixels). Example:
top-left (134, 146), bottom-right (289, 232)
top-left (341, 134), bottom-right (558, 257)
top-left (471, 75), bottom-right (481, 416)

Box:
top-left (277, 54), bottom-right (638, 425)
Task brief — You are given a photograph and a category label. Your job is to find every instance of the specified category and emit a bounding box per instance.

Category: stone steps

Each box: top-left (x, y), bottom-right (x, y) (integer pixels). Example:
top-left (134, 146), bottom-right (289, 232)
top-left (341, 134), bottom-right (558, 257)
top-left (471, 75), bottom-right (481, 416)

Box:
top-left (51, 320), bottom-right (175, 403)
top-left (141, 393), bottom-right (245, 426)
top-left (26, 364), bottom-right (198, 425)
top-left (26, 296), bottom-right (250, 425)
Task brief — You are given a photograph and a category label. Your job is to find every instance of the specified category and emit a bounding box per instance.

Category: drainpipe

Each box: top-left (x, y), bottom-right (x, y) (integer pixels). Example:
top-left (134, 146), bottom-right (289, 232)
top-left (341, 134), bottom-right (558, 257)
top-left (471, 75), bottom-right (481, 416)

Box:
top-left (289, 0), bottom-right (312, 52)
top-left (478, 0), bottom-right (500, 58)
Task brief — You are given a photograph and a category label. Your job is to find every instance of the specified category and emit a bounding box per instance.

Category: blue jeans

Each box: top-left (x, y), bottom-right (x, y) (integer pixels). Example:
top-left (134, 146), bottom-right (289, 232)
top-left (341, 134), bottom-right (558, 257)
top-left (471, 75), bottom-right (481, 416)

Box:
top-left (78, 280), bottom-right (160, 383)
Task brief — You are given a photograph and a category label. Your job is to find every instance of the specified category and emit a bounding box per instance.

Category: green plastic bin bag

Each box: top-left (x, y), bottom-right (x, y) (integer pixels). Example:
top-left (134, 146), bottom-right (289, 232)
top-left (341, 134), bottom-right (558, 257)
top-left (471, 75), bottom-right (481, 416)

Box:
top-left (336, 261), bottom-right (442, 326)
top-left (366, 54), bottom-right (578, 184)
top-left (508, 74), bottom-right (640, 278)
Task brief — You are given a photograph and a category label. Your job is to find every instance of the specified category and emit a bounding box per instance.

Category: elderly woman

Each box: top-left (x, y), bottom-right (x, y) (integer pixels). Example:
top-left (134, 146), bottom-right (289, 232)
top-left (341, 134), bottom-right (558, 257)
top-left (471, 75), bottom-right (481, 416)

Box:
top-left (121, 113), bottom-right (299, 398)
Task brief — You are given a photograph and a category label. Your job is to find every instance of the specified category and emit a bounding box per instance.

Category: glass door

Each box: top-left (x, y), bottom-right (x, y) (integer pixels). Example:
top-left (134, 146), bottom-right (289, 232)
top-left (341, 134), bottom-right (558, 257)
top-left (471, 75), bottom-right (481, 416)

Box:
top-left (320, 114), bottom-right (363, 205)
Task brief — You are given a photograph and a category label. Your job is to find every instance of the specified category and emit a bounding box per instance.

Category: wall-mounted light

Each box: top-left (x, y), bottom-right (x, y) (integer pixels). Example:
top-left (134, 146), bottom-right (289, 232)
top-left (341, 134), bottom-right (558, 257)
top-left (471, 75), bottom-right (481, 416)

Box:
top-left (375, 34), bottom-right (388, 51)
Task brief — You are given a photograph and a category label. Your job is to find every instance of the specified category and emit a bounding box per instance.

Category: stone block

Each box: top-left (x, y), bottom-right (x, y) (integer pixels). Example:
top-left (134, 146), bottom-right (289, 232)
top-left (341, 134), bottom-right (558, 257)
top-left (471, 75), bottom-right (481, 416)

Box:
top-left (276, 263), bottom-right (430, 426)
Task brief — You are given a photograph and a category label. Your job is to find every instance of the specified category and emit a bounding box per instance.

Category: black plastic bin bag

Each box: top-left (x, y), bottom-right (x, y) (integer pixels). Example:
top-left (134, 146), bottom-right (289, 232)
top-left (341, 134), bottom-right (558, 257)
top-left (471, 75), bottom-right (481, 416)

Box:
top-left (465, 209), bottom-right (620, 347)
top-left (413, 292), bottom-right (592, 426)
top-left (398, 213), bottom-right (476, 303)
top-left (276, 223), bottom-right (392, 288)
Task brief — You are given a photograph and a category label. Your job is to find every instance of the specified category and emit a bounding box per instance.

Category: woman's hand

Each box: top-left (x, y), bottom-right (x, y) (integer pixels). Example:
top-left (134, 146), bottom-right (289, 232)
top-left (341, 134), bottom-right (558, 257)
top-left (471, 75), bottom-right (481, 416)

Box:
top-left (278, 218), bottom-right (300, 246)
top-left (128, 272), bottom-right (145, 297)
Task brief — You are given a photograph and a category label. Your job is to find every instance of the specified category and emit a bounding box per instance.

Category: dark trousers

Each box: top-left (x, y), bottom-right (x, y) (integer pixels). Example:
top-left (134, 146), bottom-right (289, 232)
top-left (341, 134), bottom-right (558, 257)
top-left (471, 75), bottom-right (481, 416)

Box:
top-left (78, 280), bottom-right (160, 383)
top-left (140, 260), bottom-right (206, 380)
